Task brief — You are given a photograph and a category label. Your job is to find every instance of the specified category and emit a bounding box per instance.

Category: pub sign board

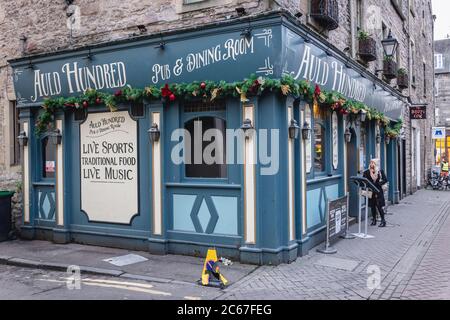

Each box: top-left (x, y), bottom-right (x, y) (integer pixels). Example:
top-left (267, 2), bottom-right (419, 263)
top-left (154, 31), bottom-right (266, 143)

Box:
top-left (410, 106), bottom-right (427, 120)
top-left (10, 16), bottom-right (406, 121)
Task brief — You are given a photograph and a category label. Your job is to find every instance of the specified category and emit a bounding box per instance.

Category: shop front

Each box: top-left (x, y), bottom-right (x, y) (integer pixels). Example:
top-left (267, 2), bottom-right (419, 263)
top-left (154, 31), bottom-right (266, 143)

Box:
top-left (11, 12), bottom-right (405, 265)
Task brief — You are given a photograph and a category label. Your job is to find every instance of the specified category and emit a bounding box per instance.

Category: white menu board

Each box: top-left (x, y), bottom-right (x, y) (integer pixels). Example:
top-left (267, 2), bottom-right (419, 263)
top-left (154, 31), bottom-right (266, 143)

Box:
top-left (80, 111), bottom-right (138, 224)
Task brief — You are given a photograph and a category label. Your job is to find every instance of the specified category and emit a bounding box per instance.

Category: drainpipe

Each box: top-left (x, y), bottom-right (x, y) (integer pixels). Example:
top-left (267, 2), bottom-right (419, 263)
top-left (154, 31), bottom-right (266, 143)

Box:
top-left (349, 0), bottom-right (356, 58)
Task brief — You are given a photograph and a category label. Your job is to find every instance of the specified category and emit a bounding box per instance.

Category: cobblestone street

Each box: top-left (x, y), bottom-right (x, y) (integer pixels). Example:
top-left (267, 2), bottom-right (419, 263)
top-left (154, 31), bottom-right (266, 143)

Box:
top-left (218, 190), bottom-right (450, 300)
top-left (1, 189), bottom-right (450, 300)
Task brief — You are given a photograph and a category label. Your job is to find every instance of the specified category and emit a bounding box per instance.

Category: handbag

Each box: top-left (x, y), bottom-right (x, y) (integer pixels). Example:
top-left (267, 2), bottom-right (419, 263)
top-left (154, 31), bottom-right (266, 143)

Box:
top-left (360, 190), bottom-right (373, 199)
top-left (382, 182), bottom-right (389, 192)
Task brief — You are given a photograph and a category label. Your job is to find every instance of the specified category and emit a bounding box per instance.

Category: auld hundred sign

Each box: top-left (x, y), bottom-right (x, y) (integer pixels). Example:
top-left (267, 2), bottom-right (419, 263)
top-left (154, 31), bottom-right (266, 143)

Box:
top-left (10, 22), bottom-right (405, 120)
top-left (80, 111), bottom-right (138, 224)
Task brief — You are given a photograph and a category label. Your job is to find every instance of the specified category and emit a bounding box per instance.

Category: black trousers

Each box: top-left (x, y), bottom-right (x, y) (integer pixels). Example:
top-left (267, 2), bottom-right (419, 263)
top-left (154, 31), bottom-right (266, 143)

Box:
top-left (371, 204), bottom-right (385, 222)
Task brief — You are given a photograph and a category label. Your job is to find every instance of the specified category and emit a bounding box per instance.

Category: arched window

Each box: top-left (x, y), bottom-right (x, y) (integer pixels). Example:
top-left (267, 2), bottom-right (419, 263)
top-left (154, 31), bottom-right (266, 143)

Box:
top-left (184, 116), bottom-right (227, 179)
top-left (41, 136), bottom-right (56, 179)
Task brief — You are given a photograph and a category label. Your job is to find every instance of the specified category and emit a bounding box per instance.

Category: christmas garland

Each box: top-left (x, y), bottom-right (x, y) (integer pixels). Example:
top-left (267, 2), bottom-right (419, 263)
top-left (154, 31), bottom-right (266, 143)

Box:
top-left (35, 74), bottom-right (400, 136)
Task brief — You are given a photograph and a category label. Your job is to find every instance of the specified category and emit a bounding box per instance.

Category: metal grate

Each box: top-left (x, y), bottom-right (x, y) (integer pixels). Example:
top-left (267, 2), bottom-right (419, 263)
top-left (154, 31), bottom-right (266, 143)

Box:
top-left (184, 100), bottom-right (226, 113)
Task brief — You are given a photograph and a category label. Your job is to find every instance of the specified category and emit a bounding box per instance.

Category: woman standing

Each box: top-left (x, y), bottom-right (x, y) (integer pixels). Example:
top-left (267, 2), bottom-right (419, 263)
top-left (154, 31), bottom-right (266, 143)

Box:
top-left (363, 159), bottom-right (388, 228)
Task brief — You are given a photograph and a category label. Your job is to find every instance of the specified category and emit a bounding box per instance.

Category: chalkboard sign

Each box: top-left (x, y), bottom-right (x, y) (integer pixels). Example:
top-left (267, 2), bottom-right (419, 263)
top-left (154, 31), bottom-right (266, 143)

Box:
top-left (327, 195), bottom-right (349, 242)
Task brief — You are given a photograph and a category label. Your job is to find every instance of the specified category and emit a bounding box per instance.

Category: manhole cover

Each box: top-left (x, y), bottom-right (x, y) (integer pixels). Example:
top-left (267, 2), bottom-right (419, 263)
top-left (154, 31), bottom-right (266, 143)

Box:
top-left (103, 254), bottom-right (148, 267)
top-left (314, 256), bottom-right (360, 271)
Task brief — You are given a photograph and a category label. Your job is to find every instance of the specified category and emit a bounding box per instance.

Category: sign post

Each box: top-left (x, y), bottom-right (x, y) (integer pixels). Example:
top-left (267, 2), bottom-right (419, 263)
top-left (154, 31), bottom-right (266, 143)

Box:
top-left (317, 194), bottom-right (351, 254)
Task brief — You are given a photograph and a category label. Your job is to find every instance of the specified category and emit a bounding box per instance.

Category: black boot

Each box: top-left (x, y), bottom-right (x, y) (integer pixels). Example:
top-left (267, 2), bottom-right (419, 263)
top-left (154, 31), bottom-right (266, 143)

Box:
top-left (379, 220), bottom-right (386, 228)
top-left (371, 218), bottom-right (377, 226)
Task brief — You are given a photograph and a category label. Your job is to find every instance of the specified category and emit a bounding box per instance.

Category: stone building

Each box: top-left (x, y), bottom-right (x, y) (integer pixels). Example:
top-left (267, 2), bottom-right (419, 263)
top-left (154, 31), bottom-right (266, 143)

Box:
top-left (434, 38), bottom-right (450, 164)
top-left (0, 0), bottom-right (435, 263)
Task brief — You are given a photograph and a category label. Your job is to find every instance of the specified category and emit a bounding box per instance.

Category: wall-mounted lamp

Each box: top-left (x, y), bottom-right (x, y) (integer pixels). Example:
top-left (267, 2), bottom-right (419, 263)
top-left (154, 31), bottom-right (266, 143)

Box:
top-left (241, 118), bottom-right (254, 139)
top-left (376, 132), bottom-right (381, 144)
top-left (360, 109), bottom-right (367, 122)
top-left (240, 28), bottom-right (252, 39)
top-left (381, 30), bottom-right (398, 58)
top-left (344, 128), bottom-right (352, 143)
top-left (65, 0), bottom-right (74, 6)
top-left (289, 119), bottom-right (300, 140)
top-left (51, 129), bottom-right (63, 145)
top-left (154, 42), bottom-right (165, 50)
top-left (148, 123), bottom-right (161, 143)
top-left (301, 121), bottom-right (311, 141)
top-left (385, 135), bottom-right (391, 145)
top-left (17, 131), bottom-right (28, 147)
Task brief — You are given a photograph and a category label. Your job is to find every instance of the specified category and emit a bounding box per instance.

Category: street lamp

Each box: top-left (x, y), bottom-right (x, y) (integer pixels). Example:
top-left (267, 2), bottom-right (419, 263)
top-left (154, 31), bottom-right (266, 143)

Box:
top-left (381, 30), bottom-right (398, 58)
top-left (289, 119), bottom-right (300, 139)
top-left (301, 121), bottom-right (311, 140)
top-left (148, 123), bottom-right (161, 143)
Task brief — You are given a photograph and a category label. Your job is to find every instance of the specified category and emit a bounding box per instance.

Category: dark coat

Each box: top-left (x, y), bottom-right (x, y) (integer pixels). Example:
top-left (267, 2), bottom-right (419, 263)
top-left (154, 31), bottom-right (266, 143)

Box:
top-left (363, 169), bottom-right (388, 208)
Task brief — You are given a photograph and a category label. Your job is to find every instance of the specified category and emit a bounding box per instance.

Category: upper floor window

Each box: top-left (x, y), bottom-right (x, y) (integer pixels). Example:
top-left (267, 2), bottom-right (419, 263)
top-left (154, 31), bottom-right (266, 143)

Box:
top-left (183, 0), bottom-right (205, 3)
top-left (435, 54), bottom-right (444, 69)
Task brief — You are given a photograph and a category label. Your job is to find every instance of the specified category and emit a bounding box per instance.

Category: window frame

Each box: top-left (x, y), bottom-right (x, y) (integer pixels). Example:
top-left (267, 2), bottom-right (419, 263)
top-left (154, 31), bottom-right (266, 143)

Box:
top-left (180, 100), bottom-right (229, 183)
top-left (38, 133), bottom-right (57, 182)
top-left (308, 105), bottom-right (331, 179)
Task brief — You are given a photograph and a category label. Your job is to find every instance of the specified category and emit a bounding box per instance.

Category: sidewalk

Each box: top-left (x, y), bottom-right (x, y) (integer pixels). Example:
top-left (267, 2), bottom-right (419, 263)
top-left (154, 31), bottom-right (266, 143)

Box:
top-left (219, 189), bottom-right (450, 300)
top-left (0, 240), bottom-right (256, 286)
top-left (1, 189), bottom-right (449, 300)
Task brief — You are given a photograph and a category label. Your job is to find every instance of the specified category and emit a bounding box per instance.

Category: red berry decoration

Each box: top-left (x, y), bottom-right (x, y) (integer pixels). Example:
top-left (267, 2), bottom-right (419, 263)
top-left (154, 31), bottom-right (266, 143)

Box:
top-left (114, 89), bottom-right (122, 97)
top-left (96, 97), bottom-right (102, 104)
top-left (169, 94), bottom-right (176, 102)
top-left (200, 82), bottom-right (206, 90)
top-left (83, 101), bottom-right (89, 108)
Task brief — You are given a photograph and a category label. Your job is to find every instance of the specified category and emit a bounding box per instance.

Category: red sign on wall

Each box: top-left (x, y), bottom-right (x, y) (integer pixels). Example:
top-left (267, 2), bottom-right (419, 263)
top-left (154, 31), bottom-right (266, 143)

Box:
top-left (410, 106), bottom-right (427, 120)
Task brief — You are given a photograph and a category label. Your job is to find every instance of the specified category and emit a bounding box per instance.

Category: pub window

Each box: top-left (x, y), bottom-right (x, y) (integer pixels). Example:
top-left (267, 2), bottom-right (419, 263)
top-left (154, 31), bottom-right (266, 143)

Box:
top-left (10, 101), bottom-right (20, 166)
top-left (41, 136), bottom-right (56, 179)
top-left (184, 116), bottom-right (227, 179)
top-left (313, 104), bottom-right (327, 174)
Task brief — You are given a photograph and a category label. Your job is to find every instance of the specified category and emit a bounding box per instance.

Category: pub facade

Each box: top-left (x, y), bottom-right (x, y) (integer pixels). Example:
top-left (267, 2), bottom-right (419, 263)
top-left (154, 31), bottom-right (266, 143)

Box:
top-left (10, 12), bottom-right (405, 265)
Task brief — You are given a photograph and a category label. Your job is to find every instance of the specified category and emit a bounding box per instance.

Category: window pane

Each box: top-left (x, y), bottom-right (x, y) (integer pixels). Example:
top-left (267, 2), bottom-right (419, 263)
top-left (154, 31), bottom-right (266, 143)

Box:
top-left (185, 116), bottom-right (227, 178)
top-left (314, 122), bottom-right (325, 172)
top-left (42, 137), bottom-right (56, 179)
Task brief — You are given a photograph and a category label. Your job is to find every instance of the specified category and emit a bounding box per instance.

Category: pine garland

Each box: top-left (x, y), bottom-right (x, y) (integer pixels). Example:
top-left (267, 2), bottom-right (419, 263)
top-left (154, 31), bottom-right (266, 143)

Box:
top-left (35, 74), bottom-right (401, 136)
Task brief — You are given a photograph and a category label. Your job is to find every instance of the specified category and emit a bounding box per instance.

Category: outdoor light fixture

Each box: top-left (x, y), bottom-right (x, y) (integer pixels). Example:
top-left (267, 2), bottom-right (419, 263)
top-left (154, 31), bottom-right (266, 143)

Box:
top-left (301, 121), bottom-right (311, 141)
top-left (154, 42), bottom-right (165, 50)
top-left (235, 7), bottom-right (246, 16)
top-left (240, 28), bottom-right (252, 39)
top-left (289, 119), bottom-right (300, 140)
top-left (65, 0), bottom-right (74, 5)
top-left (376, 132), bottom-right (381, 144)
top-left (241, 118), bottom-right (254, 139)
top-left (51, 129), bottom-right (63, 145)
top-left (344, 128), bottom-right (352, 143)
top-left (17, 131), bottom-right (28, 147)
top-left (360, 109), bottom-right (367, 122)
top-left (381, 30), bottom-right (398, 58)
top-left (385, 135), bottom-right (391, 145)
top-left (148, 123), bottom-right (161, 143)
